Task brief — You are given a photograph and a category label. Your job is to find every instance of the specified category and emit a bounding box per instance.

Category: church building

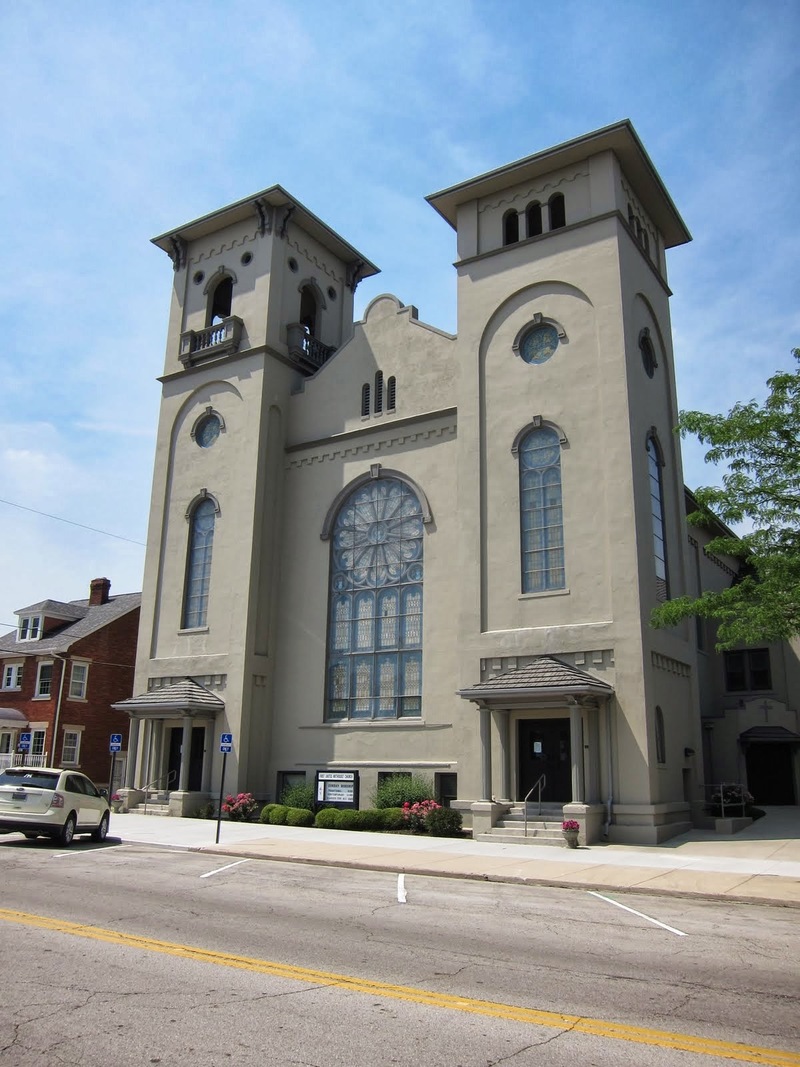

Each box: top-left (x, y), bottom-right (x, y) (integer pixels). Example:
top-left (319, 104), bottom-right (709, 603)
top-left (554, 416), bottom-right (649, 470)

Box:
top-left (117, 120), bottom-right (795, 843)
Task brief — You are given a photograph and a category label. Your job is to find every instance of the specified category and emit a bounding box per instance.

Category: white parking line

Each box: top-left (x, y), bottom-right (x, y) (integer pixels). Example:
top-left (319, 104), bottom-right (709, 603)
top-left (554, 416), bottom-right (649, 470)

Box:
top-left (52, 847), bottom-right (110, 859)
top-left (200, 859), bottom-right (251, 879)
top-left (588, 891), bottom-right (688, 936)
top-left (397, 873), bottom-right (407, 903)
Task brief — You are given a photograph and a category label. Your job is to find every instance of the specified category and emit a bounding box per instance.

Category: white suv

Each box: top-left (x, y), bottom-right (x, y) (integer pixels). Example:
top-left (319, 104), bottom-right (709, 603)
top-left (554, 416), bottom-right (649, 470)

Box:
top-left (0, 767), bottom-right (110, 846)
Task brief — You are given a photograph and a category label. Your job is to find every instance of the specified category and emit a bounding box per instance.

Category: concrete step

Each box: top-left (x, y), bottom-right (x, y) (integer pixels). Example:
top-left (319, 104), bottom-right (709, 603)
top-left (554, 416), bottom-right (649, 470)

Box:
top-left (128, 803), bottom-right (171, 817)
top-left (474, 830), bottom-right (567, 847)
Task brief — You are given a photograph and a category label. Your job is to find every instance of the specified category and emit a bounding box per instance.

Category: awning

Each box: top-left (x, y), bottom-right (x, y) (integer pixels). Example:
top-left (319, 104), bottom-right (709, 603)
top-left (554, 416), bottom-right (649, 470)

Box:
top-left (0, 708), bottom-right (29, 728)
top-left (459, 656), bottom-right (614, 709)
top-left (739, 725), bottom-right (800, 745)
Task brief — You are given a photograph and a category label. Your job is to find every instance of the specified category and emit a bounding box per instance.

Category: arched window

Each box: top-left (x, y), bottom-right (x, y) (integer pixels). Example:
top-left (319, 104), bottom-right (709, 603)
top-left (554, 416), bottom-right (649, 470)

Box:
top-left (326, 478), bottom-right (424, 720)
top-left (640, 328), bottom-right (657, 378)
top-left (519, 427), bottom-right (565, 592)
top-left (548, 193), bottom-right (566, 230)
top-left (387, 376), bottom-right (397, 411)
top-left (374, 371), bottom-right (384, 414)
top-left (655, 706), bottom-right (666, 765)
top-left (208, 276), bottom-right (232, 326)
top-left (299, 285), bottom-right (318, 336)
top-left (361, 383), bottom-right (371, 417)
top-left (182, 497), bottom-right (216, 629)
top-left (503, 209), bottom-right (519, 246)
top-left (526, 201), bottom-right (542, 238)
top-left (647, 435), bottom-right (669, 600)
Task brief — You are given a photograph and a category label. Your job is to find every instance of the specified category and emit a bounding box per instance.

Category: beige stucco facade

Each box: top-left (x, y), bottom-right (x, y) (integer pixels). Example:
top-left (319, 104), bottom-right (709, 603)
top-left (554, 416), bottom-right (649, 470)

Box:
top-left (120, 121), bottom-right (796, 842)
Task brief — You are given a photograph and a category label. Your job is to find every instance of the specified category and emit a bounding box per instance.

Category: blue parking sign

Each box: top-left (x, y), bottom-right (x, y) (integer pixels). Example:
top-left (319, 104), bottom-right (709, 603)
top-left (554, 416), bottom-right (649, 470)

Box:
top-left (110, 732), bottom-right (123, 753)
top-left (220, 733), bottom-right (233, 753)
top-left (19, 732), bottom-right (31, 750)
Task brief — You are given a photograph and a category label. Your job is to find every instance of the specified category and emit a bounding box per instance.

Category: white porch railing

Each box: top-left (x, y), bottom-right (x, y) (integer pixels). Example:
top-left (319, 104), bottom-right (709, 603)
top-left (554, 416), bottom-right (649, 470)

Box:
top-left (0, 752), bottom-right (48, 770)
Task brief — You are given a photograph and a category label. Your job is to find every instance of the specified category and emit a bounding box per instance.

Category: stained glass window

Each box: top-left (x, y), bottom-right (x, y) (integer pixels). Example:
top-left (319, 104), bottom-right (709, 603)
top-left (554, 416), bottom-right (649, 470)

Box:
top-left (647, 436), bottom-right (669, 600)
top-left (183, 498), bottom-right (216, 628)
top-left (326, 478), bottom-right (423, 720)
top-left (520, 427), bottom-right (565, 593)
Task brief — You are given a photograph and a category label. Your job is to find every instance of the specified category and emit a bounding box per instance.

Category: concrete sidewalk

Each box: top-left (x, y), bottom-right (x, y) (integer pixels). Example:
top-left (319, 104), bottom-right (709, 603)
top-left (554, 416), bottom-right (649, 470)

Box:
top-left (110, 805), bottom-right (800, 907)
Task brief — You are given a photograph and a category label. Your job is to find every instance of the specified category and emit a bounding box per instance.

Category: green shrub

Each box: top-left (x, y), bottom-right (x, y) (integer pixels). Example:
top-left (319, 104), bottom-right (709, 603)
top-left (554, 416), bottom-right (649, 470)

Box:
top-left (314, 807), bottom-right (341, 829)
top-left (192, 802), bottom-right (215, 820)
top-left (351, 808), bottom-right (383, 831)
top-left (260, 803), bottom-right (280, 824)
top-left (379, 807), bottom-right (406, 831)
top-left (425, 807), bottom-right (463, 837)
top-left (286, 807), bottom-right (314, 827)
top-left (373, 774), bottom-right (435, 809)
top-left (280, 783), bottom-right (315, 811)
top-left (268, 804), bottom-right (289, 825)
top-left (335, 809), bottom-right (360, 830)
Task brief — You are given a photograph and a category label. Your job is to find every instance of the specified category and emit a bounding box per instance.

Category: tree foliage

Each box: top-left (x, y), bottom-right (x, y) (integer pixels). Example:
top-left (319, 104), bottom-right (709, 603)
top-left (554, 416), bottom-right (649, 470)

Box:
top-left (651, 349), bottom-right (800, 649)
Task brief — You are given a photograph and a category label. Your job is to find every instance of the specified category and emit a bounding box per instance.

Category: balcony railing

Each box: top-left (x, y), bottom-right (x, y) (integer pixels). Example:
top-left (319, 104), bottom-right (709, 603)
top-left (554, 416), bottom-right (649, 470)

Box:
top-left (179, 316), bottom-right (243, 367)
top-left (0, 752), bottom-right (48, 770)
top-left (286, 323), bottom-right (336, 373)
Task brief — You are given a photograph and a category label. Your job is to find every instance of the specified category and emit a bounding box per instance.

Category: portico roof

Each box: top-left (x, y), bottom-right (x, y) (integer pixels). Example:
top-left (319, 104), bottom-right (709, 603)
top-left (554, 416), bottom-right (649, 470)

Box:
top-left (0, 707), bottom-right (28, 727)
top-left (113, 679), bottom-right (224, 716)
top-left (459, 657), bottom-right (614, 707)
top-left (739, 725), bottom-right (800, 745)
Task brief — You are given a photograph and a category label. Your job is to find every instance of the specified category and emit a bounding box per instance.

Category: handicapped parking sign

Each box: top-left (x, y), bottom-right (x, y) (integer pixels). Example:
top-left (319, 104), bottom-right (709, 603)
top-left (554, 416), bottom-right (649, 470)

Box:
top-left (220, 733), bottom-right (233, 753)
top-left (19, 732), bottom-right (31, 750)
top-left (109, 733), bottom-right (123, 753)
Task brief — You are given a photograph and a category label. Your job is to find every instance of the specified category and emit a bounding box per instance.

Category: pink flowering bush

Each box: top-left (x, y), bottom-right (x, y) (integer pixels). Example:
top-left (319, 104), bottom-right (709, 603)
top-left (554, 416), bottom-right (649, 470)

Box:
top-left (402, 799), bottom-right (441, 832)
top-left (562, 819), bottom-right (580, 832)
top-left (222, 792), bottom-right (259, 821)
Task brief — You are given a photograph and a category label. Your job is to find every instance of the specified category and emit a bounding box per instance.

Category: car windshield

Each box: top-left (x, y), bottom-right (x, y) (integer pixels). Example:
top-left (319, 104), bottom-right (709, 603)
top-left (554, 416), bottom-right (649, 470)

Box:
top-left (0, 770), bottom-right (60, 790)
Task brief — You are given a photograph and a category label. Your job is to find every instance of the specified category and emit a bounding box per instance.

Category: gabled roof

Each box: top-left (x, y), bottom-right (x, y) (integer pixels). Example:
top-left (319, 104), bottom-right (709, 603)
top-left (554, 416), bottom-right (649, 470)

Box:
top-left (459, 656), bottom-right (614, 706)
top-left (14, 599), bottom-right (87, 621)
top-left (739, 725), bottom-right (800, 744)
top-left (0, 593), bottom-right (141, 657)
top-left (113, 678), bottom-right (225, 715)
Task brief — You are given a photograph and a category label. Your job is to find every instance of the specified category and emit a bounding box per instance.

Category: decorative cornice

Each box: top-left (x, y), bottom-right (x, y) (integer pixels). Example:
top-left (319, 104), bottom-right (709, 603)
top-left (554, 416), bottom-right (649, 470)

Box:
top-left (253, 197), bottom-right (273, 236)
top-left (167, 236), bottom-right (187, 272)
top-left (285, 412), bottom-right (457, 468)
top-left (477, 166), bottom-right (587, 217)
top-left (651, 652), bottom-right (691, 677)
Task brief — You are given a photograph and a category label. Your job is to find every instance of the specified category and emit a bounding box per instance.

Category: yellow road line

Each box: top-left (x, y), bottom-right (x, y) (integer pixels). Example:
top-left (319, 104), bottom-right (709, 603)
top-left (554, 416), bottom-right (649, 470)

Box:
top-left (1, 907), bottom-right (798, 1066)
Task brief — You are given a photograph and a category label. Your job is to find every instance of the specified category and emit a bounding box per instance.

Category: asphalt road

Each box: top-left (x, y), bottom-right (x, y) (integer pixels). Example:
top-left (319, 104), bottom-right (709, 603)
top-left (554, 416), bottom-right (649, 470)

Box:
top-left (1, 836), bottom-right (799, 1066)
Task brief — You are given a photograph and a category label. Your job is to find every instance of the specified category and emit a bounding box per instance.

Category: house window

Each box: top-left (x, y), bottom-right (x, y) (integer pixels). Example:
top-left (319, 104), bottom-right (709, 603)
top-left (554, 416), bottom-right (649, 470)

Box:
top-left (655, 707), bottom-right (666, 765)
top-left (182, 497), bottom-right (216, 629)
top-left (519, 426), bottom-right (565, 593)
top-left (503, 209), bottom-right (519, 245)
top-left (724, 649), bottom-right (772, 692)
top-left (387, 376), bottom-right (396, 411)
top-left (374, 371), bottom-right (384, 414)
top-left (326, 477), bottom-right (424, 721)
top-left (2, 663), bottom-right (23, 690)
top-left (361, 383), bottom-right (371, 416)
top-left (18, 615), bottom-right (42, 640)
top-left (62, 730), bottom-right (81, 765)
top-left (526, 201), bottom-right (542, 237)
top-left (35, 663), bottom-right (53, 698)
top-left (548, 193), bottom-right (566, 230)
top-left (647, 435), bottom-right (669, 600)
top-left (30, 729), bottom-right (46, 758)
top-left (69, 662), bottom-right (89, 700)
top-left (0, 732), bottom-right (12, 754)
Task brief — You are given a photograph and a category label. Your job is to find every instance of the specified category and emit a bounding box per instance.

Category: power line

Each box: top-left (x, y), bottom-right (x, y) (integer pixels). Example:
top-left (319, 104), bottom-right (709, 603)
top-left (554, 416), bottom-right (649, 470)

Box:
top-left (0, 498), bottom-right (146, 546)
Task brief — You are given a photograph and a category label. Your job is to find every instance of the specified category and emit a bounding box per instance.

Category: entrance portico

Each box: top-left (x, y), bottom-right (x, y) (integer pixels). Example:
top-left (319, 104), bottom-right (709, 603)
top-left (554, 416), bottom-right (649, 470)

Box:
top-left (459, 657), bottom-right (614, 840)
top-left (113, 679), bottom-right (224, 815)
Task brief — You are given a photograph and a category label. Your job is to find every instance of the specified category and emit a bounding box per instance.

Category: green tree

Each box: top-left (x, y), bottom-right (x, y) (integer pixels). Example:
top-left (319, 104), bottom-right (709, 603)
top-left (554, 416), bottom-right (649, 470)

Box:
top-left (651, 350), bottom-right (800, 649)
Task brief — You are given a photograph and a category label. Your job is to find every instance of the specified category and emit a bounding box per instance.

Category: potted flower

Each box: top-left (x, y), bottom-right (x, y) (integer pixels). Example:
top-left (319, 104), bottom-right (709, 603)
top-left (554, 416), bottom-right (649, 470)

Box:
top-left (562, 819), bottom-right (580, 848)
top-left (110, 793), bottom-right (124, 814)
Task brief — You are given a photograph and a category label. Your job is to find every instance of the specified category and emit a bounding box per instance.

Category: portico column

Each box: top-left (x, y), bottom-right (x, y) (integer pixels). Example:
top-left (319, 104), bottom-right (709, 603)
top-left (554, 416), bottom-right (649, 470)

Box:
top-left (125, 718), bottom-right (140, 788)
top-left (178, 716), bottom-right (192, 791)
top-left (201, 722), bottom-right (213, 793)
top-left (496, 710), bottom-right (511, 802)
top-left (479, 706), bottom-right (492, 801)
top-left (569, 704), bottom-right (585, 803)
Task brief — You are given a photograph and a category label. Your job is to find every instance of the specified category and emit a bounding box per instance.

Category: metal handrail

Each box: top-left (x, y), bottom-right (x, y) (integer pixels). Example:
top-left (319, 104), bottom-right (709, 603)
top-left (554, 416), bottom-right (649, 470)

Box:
top-left (142, 769), bottom-right (177, 814)
top-left (522, 774), bottom-right (546, 837)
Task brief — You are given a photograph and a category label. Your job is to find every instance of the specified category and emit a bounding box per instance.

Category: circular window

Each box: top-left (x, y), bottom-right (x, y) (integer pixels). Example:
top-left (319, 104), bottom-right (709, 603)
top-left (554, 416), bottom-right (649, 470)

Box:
top-left (193, 271), bottom-right (205, 285)
top-left (195, 413), bottom-right (221, 448)
top-left (240, 251), bottom-right (253, 266)
top-left (327, 286), bottom-right (336, 301)
top-left (640, 331), bottom-right (657, 377)
top-left (288, 257), bottom-right (298, 273)
top-left (520, 324), bottom-right (559, 365)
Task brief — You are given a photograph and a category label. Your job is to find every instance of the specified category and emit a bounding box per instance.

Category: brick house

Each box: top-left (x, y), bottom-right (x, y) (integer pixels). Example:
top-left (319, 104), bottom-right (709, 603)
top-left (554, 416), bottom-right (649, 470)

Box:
top-left (0, 578), bottom-right (140, 788)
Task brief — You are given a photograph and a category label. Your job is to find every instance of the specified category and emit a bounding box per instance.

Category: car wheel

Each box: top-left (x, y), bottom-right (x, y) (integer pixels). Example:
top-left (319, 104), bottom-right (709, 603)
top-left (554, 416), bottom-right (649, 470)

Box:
top-left (92, 812), bottom-right (110, 843)
top-left (59, 813), bottom-right (77, 847)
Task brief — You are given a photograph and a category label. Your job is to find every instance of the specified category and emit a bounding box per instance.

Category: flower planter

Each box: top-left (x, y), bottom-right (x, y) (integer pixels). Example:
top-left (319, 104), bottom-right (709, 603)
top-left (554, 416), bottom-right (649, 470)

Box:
top-left (562, 830), bottom-right (579, 849)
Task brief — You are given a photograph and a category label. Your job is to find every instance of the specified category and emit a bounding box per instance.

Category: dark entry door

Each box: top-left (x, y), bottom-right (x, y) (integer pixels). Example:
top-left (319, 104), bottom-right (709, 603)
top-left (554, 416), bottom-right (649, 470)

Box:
top-left (518, 718), bottom-right (571, 802)
top-left (167, 726), bottom-right (205, 791)
top-left (746, 744), bottom-right (796, 805)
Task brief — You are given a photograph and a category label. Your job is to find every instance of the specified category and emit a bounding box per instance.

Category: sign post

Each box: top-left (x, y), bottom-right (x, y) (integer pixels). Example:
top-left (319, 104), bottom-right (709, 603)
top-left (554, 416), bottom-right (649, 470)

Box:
top-left (109, 734), bottom-right (123, 801)
top-left (216, 734), bottom-right (233, 844)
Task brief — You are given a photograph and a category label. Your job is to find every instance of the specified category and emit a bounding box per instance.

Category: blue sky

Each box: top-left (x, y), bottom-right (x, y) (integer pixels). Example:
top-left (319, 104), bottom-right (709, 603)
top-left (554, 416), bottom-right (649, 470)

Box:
top-left (1, 0), bottom-right (798, 629)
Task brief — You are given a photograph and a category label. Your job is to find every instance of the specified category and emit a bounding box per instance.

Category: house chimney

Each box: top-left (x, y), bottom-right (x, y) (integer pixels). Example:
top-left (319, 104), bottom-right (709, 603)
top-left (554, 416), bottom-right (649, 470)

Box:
top-left (89, 577), bottom-right (111, 606)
